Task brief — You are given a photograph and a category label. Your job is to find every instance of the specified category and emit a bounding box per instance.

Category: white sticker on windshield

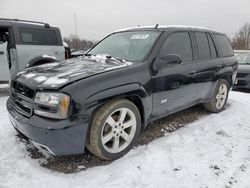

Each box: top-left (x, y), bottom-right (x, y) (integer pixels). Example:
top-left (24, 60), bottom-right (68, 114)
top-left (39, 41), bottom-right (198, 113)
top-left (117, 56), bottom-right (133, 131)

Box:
top-left (131, 34), bottom-right (149, 39)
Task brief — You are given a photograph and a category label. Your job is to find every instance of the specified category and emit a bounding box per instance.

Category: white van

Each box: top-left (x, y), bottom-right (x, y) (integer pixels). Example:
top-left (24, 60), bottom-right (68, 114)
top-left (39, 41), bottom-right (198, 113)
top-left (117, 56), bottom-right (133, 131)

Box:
top-left (0, 18), bottom-right (65, 83)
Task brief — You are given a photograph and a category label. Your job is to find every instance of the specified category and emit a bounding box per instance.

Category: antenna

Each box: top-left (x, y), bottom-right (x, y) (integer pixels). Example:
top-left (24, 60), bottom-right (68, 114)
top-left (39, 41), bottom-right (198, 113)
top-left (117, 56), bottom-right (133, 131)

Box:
top-left (155, 24), bottom-right (159, 29)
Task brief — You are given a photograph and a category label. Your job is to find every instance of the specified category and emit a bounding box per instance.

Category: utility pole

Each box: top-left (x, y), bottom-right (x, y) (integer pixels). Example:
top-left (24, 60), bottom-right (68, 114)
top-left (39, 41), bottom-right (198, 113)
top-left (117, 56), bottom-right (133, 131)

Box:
top-left (74, 13), bottom-right (78, 37)
top-left (74, 13), bottom-right (79, 49)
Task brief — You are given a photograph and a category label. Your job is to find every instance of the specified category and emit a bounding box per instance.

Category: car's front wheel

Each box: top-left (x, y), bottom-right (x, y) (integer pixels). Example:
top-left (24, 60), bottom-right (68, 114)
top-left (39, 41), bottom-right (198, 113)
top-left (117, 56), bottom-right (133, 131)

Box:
top-left (86, 99), bottom-right (141, 160)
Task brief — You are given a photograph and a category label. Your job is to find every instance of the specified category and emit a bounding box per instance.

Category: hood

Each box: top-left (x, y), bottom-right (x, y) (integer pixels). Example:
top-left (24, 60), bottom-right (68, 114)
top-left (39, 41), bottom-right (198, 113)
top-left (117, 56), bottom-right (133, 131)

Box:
top-left (15, 55), bottom-right (133, 89)
top-left (237, 64), bottom-right (250, 73)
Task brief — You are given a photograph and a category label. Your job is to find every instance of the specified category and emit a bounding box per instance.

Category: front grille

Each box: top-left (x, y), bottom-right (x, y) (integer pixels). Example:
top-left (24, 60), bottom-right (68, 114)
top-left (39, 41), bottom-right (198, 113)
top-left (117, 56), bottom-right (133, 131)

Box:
top-left (16, 101), bottom-right (32, 115)
top-left (11, 96), bottom-right (33, 117)
top-left (237, 73), bottom-right (249, 78)
top-left (10, 81), bottom-right (35, 117)
top-left (12, 81), bottom-right (35, 99)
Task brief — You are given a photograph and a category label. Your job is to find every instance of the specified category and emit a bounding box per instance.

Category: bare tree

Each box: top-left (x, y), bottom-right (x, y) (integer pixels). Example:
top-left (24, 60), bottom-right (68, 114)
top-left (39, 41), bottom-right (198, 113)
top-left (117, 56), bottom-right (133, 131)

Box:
top-left (63, 35), bottom-right (95, 51)
top-left (232, 23), bottom-right (250, 50)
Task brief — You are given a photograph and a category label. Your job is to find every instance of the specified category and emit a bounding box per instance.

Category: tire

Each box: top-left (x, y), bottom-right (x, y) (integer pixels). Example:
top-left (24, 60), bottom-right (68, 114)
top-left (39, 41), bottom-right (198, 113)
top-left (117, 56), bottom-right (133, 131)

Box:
top-left (86, 99), bottom-right (141, 160)
top-left (203, 79), bottom-right (230, 113)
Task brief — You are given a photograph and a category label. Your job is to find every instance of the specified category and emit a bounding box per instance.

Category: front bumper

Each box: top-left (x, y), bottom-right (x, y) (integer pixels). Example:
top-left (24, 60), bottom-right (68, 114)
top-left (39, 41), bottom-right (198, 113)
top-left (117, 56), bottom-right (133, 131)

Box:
top-left (7, 98), bottom-right (89, 156)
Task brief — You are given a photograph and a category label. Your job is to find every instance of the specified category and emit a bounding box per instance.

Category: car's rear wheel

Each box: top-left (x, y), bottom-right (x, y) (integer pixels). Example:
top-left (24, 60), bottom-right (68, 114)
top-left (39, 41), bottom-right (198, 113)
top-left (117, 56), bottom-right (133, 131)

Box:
top-left (203, 79), bottom-right (229, 113)
top-left (86, 99), bottom-right (141, 160)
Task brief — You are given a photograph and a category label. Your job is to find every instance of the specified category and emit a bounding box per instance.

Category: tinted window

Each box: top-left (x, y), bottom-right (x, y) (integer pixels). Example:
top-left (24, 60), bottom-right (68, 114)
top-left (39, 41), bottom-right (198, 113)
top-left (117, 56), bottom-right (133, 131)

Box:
top-left (215, 34), bottom-right (234, 57)
top-left (161, 32), bottom-right (193, 62)
top-left (207, 33), bottom-right (218, 58)
top-left (19, 28), bottom-right (59, 45)
top-left (195, 32), bottom-right (210, 60)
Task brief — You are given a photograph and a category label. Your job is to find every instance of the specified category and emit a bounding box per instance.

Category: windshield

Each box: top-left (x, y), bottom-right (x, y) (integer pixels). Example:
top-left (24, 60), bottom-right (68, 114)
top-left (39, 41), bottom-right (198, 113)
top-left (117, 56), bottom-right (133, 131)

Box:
top-left (88, 31), bottom-right (161, 61)
top-left (236, 53), bottom-right (250, 64)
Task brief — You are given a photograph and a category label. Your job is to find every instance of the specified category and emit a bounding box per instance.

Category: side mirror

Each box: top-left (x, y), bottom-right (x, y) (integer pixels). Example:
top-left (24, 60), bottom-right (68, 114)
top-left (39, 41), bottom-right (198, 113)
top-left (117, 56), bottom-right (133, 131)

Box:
top-left (160, 54), bottom-right (182, 66)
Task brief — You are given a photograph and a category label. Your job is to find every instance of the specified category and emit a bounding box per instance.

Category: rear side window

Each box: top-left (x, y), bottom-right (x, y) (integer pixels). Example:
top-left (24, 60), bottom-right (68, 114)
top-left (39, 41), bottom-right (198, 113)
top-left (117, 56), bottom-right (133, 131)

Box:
top-left (207, 33), bottom-right (218, 59)
top-left (214, 34), bottom-right (234, 57)
top-left (19, 27), bottom-right (59, 46)
top-left (160, 32), bottom-right (193, 62)
top-left (195, 32), bottom-right (210, 60)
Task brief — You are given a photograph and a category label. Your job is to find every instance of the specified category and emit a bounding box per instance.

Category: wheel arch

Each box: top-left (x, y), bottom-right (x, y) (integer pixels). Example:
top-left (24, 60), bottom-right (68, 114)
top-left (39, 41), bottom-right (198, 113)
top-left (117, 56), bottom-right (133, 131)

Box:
top-left (86, 84), bottom-right (151, 131)
top-left (125, 95), bottom-right (145, 129)
top-left (26, 55), bottom-right (58, 68)
top-left (215, 66), bottom-right (234, 87)
top-left (219, 72), bottom-right (233, 87)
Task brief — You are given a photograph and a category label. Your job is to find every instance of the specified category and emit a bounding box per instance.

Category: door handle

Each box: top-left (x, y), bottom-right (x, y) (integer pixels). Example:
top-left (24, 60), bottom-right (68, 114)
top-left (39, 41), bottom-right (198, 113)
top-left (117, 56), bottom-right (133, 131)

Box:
top-left (0, 51), bottom-right (4, 55)
top-left (216, 65), bottom-right (223, 70)
top-left (189, 70), bottom-right (197, 75)
top-left (54, 51), bottom-right (58, 55)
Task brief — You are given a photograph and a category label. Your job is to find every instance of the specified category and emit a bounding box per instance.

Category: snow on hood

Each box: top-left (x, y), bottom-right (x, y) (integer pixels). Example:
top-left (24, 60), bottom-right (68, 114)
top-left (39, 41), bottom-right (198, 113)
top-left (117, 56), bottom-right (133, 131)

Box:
top-left (16, 54), bottom-right (133, 89)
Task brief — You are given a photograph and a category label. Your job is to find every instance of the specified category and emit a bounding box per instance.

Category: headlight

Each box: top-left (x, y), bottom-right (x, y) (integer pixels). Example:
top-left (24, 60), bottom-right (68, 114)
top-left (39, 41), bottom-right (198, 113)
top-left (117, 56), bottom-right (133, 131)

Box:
top-left (34, 92), bottom-right (70, 119)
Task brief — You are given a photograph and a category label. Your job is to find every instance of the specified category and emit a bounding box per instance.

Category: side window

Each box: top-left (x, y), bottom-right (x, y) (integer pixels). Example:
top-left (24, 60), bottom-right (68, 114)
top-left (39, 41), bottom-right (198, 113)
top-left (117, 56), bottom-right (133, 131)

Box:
top-left (214, 34), bottom-right (234, 57)
top-left (160, 32), bottom-right (193, 62)
top-left (207, 33), bottom-right (218, 59)
top-left (195, 32), bottom-right (210, 60)
top-left (19, 27), bottom-right (59, 46)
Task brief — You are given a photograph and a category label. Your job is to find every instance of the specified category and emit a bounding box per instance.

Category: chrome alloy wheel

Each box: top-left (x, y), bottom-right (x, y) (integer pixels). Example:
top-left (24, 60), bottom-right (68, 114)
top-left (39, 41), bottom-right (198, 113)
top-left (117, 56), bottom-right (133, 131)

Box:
top-left (101, 108), bottom-right (137, 153)
top-left (215, 83), bottom-right (228, 109)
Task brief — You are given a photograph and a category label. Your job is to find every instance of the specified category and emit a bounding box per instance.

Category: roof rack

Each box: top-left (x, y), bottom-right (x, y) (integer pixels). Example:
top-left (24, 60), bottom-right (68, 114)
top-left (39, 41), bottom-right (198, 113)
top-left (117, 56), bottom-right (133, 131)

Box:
top-left (0, 18), bottom-right (50, 28)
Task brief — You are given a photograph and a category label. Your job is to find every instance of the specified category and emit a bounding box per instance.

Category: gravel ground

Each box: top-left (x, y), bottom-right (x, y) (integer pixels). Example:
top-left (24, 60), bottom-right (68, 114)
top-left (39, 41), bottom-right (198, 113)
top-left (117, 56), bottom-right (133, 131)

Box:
top-left (19, 104), bottom-right (208, 174)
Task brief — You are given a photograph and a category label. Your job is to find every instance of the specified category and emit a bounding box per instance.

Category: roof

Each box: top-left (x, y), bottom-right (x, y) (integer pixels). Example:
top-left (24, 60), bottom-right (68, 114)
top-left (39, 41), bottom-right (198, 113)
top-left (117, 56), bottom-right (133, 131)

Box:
top-left (115, 25), bottom-right (222, 33)
top-left (0, 18), bottom-right (50, 28)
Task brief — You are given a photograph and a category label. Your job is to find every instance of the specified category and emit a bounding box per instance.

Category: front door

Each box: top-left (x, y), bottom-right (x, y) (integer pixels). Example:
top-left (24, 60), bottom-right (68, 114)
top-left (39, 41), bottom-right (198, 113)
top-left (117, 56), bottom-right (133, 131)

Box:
top-left (0, 39), bottom-right (10, 82)
top-left (152, 31), bottom-right (198, 117)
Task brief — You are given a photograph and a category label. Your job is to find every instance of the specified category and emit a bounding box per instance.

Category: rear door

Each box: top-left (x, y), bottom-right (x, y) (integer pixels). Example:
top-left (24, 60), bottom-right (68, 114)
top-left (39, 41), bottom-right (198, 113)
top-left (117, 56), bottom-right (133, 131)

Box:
top-left (193, 31), bottom-right (223, 100)
top-left (152, 30), bottom-right (198, 116)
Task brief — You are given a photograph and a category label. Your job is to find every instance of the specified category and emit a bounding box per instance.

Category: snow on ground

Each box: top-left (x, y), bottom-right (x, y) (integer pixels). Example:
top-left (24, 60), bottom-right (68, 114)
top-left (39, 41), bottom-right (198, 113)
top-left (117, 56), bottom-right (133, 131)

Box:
top-left (1, 91), bottom-right (250, 188)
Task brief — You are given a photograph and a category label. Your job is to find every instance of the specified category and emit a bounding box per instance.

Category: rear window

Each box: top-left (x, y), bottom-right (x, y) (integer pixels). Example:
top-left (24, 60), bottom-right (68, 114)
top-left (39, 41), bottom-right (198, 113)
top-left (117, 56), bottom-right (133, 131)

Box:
top-left (19, 27), bottom-right (59, 46)
top-left (214, 34), bottom-right (234, 57)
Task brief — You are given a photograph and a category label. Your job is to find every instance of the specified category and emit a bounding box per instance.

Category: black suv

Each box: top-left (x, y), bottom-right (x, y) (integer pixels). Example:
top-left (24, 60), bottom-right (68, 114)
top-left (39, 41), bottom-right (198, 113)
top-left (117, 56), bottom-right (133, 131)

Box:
top-left (7, 25), bottom-right (237, 160)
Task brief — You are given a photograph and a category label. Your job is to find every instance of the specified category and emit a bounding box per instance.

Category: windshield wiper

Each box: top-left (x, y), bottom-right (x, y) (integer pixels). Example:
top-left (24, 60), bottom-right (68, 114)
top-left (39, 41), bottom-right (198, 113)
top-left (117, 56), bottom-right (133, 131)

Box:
top-left (104, 54), bottom-right (126, 63)
top-left (84, 53), bottom-right (92, 57)
top-left (86, 53), bottom-right (128, 64)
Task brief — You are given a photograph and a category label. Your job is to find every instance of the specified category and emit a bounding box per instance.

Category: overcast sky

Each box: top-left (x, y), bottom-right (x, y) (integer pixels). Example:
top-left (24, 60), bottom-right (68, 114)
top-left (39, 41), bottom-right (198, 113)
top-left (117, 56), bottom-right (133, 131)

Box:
top-left (1, 0), bottom-right (250, 41)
